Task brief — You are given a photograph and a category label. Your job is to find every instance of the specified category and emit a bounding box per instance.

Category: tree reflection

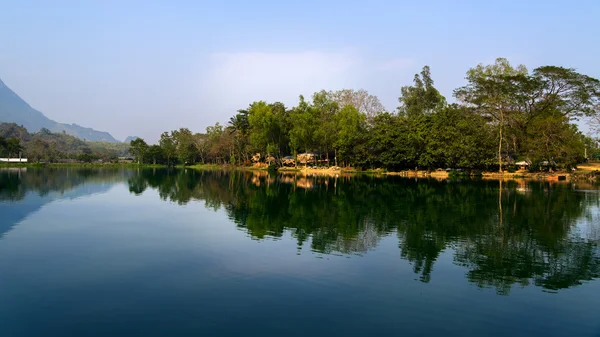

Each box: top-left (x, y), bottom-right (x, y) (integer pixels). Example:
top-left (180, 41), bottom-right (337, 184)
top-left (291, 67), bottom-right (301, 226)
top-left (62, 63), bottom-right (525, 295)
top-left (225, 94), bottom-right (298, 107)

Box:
top-left (0, 167), bottom-right (128, 201)
top-left (128, 169), bottom-right (600, 294)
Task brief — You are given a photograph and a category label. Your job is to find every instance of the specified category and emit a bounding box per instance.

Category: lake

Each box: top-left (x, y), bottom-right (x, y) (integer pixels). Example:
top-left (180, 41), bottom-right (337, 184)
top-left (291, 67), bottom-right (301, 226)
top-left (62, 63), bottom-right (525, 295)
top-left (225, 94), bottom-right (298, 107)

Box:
top-left (1, 167), bottom-right (599, 337)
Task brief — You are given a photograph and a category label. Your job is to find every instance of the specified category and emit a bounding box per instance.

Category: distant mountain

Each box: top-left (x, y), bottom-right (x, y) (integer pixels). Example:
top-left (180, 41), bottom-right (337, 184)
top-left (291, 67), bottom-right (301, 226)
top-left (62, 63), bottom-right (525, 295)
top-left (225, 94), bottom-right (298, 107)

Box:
top-left (124, 136), bottom-right (139, 143)
top-left (0, 78), bottom-right (118, 142)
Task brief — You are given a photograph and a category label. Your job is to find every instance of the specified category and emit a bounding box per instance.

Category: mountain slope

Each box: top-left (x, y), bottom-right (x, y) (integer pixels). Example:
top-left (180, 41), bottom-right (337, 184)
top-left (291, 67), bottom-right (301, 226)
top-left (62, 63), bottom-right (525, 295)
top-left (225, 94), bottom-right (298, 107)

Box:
top-left (0, 78), bottom-right (118, 142)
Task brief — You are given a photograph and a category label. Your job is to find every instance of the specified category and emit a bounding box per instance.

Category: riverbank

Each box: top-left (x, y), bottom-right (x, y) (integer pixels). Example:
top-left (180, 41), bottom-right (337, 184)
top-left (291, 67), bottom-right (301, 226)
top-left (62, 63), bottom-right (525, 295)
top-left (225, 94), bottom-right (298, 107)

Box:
top-left (385, 169), bottom-right (574, 181)
top-left (4, 161), bottom-right (599, 182)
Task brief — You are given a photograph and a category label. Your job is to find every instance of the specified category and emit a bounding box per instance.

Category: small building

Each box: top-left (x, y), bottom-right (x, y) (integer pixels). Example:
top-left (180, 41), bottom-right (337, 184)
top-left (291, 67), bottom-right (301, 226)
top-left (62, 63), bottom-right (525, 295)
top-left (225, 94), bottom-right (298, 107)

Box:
top-left (297, 153), bottom-right (317, 165)
top-left (0, 158), bottom-right (28, 163)
top-left (515, 160), bottom-right (531, 171)
top-left (281, 155), bottom-right (295, 166)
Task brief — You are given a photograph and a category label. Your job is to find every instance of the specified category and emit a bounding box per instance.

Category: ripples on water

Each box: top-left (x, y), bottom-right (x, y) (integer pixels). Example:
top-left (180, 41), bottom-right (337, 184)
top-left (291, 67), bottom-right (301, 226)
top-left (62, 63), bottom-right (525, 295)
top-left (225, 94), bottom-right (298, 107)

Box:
top-left (0, 167), bottom-right (599, 336)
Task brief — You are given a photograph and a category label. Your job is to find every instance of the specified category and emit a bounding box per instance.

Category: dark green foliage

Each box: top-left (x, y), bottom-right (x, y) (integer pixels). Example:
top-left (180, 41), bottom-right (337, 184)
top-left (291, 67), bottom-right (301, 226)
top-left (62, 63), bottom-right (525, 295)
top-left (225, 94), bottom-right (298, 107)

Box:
top-left (129, 138), bottom-right (149, 164)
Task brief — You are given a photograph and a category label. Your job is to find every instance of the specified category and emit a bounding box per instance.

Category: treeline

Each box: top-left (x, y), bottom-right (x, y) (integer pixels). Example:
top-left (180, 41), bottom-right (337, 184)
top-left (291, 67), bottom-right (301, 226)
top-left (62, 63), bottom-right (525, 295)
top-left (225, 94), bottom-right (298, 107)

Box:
top-left (0, 123), bottom-right (130, 162)
top-left (132, 58), bottom-right (600, 171)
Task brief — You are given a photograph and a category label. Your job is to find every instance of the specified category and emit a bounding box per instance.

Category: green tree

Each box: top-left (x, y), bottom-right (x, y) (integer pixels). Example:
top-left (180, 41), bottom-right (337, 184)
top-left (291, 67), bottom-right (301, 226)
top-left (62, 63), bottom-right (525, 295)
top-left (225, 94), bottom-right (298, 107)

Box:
top-left (78, 147), bottom-right (97, 163)
top-left (247, 101), bottom-right (289, 160)
top-left (0, 136), bottom-right (6, 157)
top-left (289, 95), bottom-right (316, 163)
top-left (227, 110), bottom-right (250, 164)
top-left (5, 137), bottom-right (23, 159)
top-left (334, 105), bottom-right (366, 167)
top-left (159, 132), bottom-right (176, 166)
top-left (130, 138), bottom-right (149, 164)
top-left (398, 65), bottom-right (447, 117)
top-left (172, 128), bottom-right (196, 165)
top-left (454, 58), bottom-right (529, 172)
top-left (312, 90), bottom-right (339, 165)
top-left (146, 145), bottom-right (165, 165)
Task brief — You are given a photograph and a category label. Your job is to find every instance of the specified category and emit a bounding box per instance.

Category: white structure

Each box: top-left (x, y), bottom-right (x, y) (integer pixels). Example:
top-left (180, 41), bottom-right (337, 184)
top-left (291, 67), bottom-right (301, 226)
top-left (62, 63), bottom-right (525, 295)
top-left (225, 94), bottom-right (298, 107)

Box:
top-left (0, 158), bottom-right (28, 163)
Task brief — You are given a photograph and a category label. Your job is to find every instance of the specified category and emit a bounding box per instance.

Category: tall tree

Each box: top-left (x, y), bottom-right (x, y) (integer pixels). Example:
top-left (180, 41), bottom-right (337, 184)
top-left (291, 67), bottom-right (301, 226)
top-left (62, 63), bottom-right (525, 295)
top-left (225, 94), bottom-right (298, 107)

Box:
top-left (334, 105), bottom-right (366, 167)
top-left (130, 138), bottom-right (149, 164)
top-left (328, 89), bottom-right (386, 124)
top-left (398, 66), bottom-right (446, 117)
top-left (227, 110), bottom-right (250, 164)
top-left (159, 132), bottom-right (176, 167)
top-left (172, 128), bottom-right (196, 165)
top-left (289, 95), bottom-right (316, 162)
top-left (454, 58), bottom-right (528, 172)
top-left (312, 90), bottom-right (339, 165)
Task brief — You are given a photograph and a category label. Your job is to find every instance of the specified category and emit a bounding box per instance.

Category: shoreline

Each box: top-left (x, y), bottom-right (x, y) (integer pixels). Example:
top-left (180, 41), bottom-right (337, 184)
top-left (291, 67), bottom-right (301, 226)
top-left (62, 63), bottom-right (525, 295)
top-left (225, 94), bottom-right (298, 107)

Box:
top-left (3, 162), bottom-right (598, 182)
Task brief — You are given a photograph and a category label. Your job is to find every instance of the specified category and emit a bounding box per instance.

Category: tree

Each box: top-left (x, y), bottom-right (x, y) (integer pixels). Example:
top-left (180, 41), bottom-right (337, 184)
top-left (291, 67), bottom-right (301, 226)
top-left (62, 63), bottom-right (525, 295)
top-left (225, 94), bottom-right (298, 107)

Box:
top-left (5, 138), bottom-right (23, 159)
top-left (159, 132), bottom-right (176, 166)
top-left (334, 105), bottom-right (366, 167)
top-left (146, 145), bottom-right (165, 165)
top-left (206, 122), bottom-right (228, 164)
top-left (398, 65), bottom-right (447, 117)
top-left (192, 133), bottom-right (210, 164)
top-left (247, 101), bottom-right (289, 160)
top-left (454, 58), bottom-right (529, 172)
top-left (532, 66), bottom-right (600, 120)
top-left (130, 138), bottom-right (149, 164)
top-left (455, 58), bottom-right (600, 172)
top-left (395, 66), bottom-right (447, 168)
top-left (327, 89), bottom-right (386, 125)
top-left (420, 105), bottom-right (495, 168)
top-left (78, 147), bottom-right (97, 163)
top-left (172, 128), bottom-right (196, 165)
top-left (28, 138), bottom-right (49, 162)
top-left (228, 110), bottom-right (250, 163)
top-left (0, 136), bottom-right (6, 157)
top-left (289, 95), bottom-right (316, 162)
top-left (312, 91), bottom-right (339, 165)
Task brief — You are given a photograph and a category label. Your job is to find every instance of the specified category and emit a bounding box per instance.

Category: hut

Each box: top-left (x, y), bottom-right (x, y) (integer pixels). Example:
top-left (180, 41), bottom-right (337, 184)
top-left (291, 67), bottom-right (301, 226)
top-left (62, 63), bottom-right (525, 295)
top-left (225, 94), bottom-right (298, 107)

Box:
top-left (281, 156), bottom-right (295, 167)
top-left (297, 153), bottom-right (317, 166)
top-left (515, 160), bottom-right (531, 171)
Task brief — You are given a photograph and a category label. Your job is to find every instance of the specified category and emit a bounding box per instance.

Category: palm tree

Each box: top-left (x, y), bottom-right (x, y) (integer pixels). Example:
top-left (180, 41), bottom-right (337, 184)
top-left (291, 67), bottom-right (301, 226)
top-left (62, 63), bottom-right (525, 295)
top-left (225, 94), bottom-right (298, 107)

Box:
top-left (227, 110), bottom-right (250, 164)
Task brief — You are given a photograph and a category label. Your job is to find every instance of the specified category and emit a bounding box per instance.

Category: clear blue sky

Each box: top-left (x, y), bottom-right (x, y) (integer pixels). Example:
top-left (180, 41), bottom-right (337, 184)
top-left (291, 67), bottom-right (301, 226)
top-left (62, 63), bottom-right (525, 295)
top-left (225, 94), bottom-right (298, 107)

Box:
top-left (1, 0), bottom-right (598, 142)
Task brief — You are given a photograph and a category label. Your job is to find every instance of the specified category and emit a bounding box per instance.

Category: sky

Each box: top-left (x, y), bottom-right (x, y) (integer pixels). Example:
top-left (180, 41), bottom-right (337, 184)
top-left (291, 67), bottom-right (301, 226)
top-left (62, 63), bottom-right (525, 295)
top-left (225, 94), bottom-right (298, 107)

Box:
top-left (0, 0), bottom-right (599, 143)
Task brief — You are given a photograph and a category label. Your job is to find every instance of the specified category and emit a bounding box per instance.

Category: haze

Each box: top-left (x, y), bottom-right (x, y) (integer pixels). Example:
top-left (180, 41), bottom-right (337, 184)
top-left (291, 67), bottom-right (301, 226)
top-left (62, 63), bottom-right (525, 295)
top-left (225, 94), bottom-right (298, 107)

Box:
top-left (0, 0), bottom-right (598, 142)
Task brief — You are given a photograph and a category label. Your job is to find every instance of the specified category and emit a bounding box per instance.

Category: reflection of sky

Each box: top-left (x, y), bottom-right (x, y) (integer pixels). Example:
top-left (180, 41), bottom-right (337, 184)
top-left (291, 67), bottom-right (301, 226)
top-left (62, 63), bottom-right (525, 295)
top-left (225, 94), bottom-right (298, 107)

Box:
top-left (0, 181), bottom-right (116, 237)
top-left (1, 184), bottom-right (600, 336)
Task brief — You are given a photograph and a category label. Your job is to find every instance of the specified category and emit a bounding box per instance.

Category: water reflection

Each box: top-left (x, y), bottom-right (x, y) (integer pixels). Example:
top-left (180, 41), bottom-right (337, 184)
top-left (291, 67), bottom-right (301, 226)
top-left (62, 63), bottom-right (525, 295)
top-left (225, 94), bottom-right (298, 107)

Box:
top-left (127, 169), bottom-right (600, 294)
top-left (2, 167), bottom-right (599, 295)
top-left (0, 167), bottom-right (129, 201)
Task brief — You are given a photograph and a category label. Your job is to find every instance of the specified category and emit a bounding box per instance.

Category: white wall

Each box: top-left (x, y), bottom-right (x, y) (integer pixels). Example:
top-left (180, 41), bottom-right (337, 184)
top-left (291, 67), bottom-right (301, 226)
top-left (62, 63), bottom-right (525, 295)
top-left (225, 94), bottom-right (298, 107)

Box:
top-left (0, 158), bottom-right (28, 163)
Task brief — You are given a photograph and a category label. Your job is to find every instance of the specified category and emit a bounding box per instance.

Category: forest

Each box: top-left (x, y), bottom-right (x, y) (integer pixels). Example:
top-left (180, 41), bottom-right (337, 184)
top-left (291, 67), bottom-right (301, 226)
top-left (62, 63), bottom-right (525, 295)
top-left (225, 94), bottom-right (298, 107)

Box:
top-left (128, 58), bottom-right (600, 171)
top-left (3, 58), bottom-right (600, 171)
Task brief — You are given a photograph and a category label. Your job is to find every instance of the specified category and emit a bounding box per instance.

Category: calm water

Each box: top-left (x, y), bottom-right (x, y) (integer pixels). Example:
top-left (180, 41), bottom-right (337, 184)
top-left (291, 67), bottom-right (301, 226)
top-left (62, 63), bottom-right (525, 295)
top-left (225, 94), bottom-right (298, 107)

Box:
top-left (1, 168), bottom-right (599, 337)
